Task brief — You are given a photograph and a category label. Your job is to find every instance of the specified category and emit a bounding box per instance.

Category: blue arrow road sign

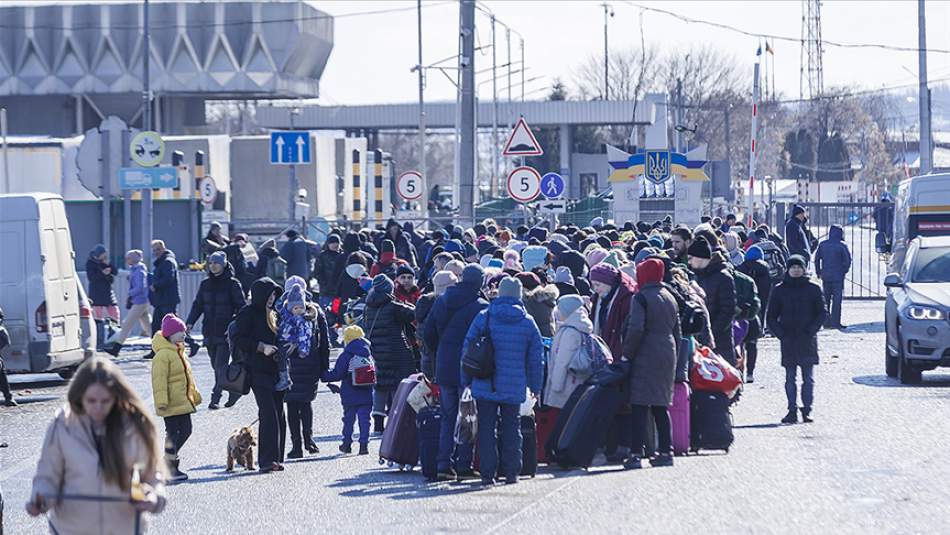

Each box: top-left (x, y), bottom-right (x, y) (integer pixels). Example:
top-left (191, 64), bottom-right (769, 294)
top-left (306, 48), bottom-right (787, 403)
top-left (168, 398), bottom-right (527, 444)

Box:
top-left (118, 166), bottom-right (179, 190)
top-left (540, 172), bottom-right (565, 199)
top-left (270, 130), bottom-right (311, 165)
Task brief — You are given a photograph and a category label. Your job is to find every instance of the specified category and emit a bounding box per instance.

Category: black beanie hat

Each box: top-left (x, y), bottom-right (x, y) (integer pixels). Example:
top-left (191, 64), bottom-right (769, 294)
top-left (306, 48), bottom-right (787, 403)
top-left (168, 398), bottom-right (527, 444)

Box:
top-left (787, 254), bottom-right (808, 269)
top-left (382, 239), bottom-right (395, 254)
top-left (687, 238), bottom-right (712, 259)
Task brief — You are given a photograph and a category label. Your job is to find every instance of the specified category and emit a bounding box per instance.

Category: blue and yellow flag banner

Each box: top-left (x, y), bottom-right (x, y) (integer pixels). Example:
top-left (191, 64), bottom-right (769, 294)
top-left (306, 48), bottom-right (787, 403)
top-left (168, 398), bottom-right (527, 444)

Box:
top-left (608, 151), bottom-right (709, 183)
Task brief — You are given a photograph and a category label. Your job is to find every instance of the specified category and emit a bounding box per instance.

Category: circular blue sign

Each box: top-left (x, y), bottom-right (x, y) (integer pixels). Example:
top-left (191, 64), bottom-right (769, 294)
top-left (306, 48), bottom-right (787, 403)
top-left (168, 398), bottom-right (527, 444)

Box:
top-left (540, 172), bottom-right (565, 199)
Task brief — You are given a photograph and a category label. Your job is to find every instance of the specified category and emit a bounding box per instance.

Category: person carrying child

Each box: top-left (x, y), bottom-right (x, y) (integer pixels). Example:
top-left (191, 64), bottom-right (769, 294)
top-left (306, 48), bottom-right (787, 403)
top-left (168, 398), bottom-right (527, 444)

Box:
top-left (321, 325), bottom-right (375, 455)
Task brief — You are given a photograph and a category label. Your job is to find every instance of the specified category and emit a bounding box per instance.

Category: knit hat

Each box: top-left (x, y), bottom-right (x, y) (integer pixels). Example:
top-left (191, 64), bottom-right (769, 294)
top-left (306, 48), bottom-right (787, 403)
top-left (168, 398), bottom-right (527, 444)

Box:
top-left (792, 204), bottom-right (806, 217)
top-left (372, 274), bottom-right (394, 294)
top-left (633, 247), bottom-right (658, 264)
top-left (554, 266), bottom-right (575, 285)
top-left (557, 294), bottom-right (585, 319)
top-left (745, 245), bottom-right (764, 262)
top-left (126, 249), bottom-right (143, 263)
top-left (432, 270), bottom-right (458, 295)
top-left (547, 239), bottom-right (568, 258)
top-left (285, 283), bottom-right (306, 309)
top-left (648, 235), bottom-right (665, 249)
top-left (395, 264), bottom-right (415, 278)
top-left (479, 254), bottom-right (493, 267)
top-left (209, 251), bottom-right (227, 268)
top-left (509, 240), bottom-right (528, 254)
top-left (586, 247), bottom-right (608, 267)
top-left (498, 276), bottom-right (523, 299)
top-left (528, 227), bottom-right (549, 243)
top-left (343, 325), bottom-right (365, 345)
top-left (687, 238), bottom-right (712, 259)
top-left (477, 237), bottom-right (499, 257)
top-left (636, 258), bottom-right (665, 287)
top-left (602, 250), bottom-right (626, 268)
top-left (589, 263), bottom-right (620, 286)
top-left (488, 258), bottom-right (504, 269)
top-left (787, 254), bottom-right (808, 269)
top-left (515, 271), bottom-right (542, 291)
top-left (590, 216), bottom-right (604, 229)
top-left (91, 244), bottom-right (107, 259)
top-left (326, 234), bottom-right (341, 245)
top-left (444, 239), bottom-right (465, 255)
top-left (382, 239), bottom-right (395, 254)
top-left (161, 313), bottom-right (186, 339)
top-left (462, 263), bottom-right (485, 285)
top-left (521, 245), bottom-right (549, 272)
top-left (285, 275), bottom-right (307, 294)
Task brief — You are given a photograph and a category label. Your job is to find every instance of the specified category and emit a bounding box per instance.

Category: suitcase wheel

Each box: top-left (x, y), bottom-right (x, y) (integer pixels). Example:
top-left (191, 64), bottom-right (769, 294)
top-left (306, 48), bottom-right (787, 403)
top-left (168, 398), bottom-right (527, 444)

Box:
top-left (388, 461), bottom-right (396, 468)
top-left (378, 458), bottom-right (385, 466)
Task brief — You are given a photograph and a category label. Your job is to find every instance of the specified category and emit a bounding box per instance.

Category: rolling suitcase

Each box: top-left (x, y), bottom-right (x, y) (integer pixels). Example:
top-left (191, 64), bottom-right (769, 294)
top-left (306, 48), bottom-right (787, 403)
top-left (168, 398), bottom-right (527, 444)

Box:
top-left (669, 382), bottom-right (691, 456)
top-left (690, 389), bottom-right (733, 453)
top-left (534, 406), bottom-right (559, 464)
top-left (544, 385), bottom-right (587, 463)
top-left (553, 384), bottom-right (624, 468)
top-left (378, 376), bottom-right (422, 469)
top-left (520, 415), bottom-right (538, 477)
top-left (416, 405), bottom-right (442, 481)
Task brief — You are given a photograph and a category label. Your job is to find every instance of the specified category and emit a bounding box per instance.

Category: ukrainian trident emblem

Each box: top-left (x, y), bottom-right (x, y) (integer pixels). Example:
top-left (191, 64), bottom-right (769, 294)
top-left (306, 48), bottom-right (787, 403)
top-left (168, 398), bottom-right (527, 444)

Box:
top-left (645, 150), bottom-right (671, 184)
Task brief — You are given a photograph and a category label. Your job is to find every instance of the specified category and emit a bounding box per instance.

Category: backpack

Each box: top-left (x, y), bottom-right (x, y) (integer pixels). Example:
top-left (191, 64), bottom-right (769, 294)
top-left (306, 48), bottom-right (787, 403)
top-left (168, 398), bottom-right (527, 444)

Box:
top-left (461, 309), bottom-right (495, 380)
top-left (665, 282), bottom-right (707, 336)
top-left (757, 241), bottom-right (786, 280)
top-left (732, 270), bottom-right (761, 321)
top-left (567, 329), bottom-right (612, 377)
top-left (348, 353), bottom-right (377, 387)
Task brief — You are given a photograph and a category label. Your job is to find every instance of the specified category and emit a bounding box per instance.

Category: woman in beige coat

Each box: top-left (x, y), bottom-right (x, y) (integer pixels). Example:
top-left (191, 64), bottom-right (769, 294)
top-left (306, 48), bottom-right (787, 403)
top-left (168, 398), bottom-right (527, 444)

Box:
top-left (543, 295), bottom-right (592, 409)
top-left (27, 357), bottom-right (166, 534)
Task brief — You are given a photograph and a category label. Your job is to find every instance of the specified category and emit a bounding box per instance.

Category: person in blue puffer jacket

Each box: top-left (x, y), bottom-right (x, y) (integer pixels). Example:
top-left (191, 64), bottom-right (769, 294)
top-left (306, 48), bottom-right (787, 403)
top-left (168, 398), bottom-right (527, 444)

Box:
top-left (321, 325), bottom-right (374, 456)
top-left (462, 276), bottom-right (544, 486)
top-left (814, 225), bottom-right (852, 329)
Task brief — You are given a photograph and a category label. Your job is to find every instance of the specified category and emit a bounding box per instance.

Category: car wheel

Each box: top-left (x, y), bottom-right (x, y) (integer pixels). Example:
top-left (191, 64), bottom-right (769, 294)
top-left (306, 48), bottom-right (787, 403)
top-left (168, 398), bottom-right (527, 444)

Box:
top-left (57, 367), bottom-right (76, 380)
top-left (897, 329), bottom-right (922, 385)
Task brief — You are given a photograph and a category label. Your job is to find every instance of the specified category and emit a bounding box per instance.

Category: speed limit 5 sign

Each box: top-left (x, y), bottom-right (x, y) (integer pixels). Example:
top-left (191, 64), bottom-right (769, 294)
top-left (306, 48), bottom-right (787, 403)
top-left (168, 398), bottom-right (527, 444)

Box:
top-left (506, 166), bottom-right (542, 203)
top-left (397, 171), bottom-right (424, 201)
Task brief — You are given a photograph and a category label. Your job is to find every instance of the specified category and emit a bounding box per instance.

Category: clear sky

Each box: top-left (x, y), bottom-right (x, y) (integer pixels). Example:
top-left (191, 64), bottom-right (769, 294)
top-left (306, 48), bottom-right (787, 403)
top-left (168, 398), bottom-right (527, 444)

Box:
top-left (315, 0), bottom-right (950, 105)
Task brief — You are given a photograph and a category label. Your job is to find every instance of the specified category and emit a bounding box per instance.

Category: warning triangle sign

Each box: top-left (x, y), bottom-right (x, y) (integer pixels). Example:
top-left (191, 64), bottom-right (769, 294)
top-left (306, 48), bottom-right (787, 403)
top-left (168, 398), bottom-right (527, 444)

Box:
top-left (503, 117), bottom-right (544, 157)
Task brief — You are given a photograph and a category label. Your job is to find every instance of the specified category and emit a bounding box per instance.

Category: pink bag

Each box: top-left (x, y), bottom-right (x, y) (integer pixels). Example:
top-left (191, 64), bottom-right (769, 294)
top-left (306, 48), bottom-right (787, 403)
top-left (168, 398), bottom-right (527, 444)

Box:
top-left (690, 346), bottom-right (743, 397)
top-left (669, 382), bottom-right (690, 456)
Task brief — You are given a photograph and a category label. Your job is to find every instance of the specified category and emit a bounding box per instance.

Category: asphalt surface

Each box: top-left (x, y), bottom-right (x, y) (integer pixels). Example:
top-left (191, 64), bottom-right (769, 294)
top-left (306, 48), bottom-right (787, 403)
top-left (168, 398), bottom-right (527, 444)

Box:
top-left (3, 301), bottom-right (950, 534)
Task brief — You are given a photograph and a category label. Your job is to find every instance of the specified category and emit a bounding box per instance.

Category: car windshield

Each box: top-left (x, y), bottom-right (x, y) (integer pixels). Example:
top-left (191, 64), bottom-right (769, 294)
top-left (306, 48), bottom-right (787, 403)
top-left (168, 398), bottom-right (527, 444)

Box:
top-left (912, 246), bottom-right (950, 283)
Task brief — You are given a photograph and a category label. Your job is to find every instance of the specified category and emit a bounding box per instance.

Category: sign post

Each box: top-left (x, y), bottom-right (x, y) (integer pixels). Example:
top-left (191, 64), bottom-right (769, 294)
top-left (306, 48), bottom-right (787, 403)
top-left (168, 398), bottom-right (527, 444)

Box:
top-left (271, 129), bottom-right (311, 224)
top-left (396, 170), bottom-right (424, 206)
top-left (503, 117), bottom-right (544, 157)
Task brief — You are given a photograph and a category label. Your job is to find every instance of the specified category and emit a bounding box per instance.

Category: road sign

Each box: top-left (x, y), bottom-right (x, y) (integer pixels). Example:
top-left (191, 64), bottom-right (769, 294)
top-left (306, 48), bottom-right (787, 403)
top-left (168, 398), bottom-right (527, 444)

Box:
top-left (129, 130), bottom-right (164, 167)
top-left (506, 166), bottom-right (542, 203)
top-left (538, 199), bottom-right (567, 214)
top-left (396, 171), bottom-right (424, 200)
top-left (270, 130), bottom-right (311, 165)
top-left (118, 166), bottom-right (178, 190)
top-left (540, 172), bottom-right (565, 199)
top-left (503, 117), bottom-right (544, 157)
top-left (198, 176), bottom-right (218, 204)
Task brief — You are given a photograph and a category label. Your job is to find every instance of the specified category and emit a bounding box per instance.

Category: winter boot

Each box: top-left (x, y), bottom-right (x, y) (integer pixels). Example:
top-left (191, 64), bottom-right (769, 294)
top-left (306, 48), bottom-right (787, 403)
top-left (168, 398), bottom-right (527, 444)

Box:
top-left (339, 442), bottom-right (352, 454)
top-left (168, 458), bottom-right (188, 482)
top-left (801, 408), bottom-right (814, 423)
top-left (287, 441), bottom-right (304, 459)
top-left (305, 439), bottom-right (320, 454)
top-left (103, 343), bottom-right (123, 357)
top-left (650, 453), bottom-right (674, 467)
top-left (781, 410), bottom-right (798, 424)
top-left (3, 397), bottom-right (17, 407)
top-left (95, 321), bottom-right (106, 351)
top-left (358, 443), bottom-right (369, 455)
top-left (623, 456), bottom-right (643, 470)
top-left (373, 415), bottom-right (385, 435)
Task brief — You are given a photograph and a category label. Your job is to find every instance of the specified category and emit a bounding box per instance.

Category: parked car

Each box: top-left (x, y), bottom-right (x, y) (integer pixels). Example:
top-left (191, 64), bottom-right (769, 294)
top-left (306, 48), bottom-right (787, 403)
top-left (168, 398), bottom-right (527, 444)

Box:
top-left (884, 235), bottom-right (950, 384)
top-left (0, 193), bottom-right (86, 374)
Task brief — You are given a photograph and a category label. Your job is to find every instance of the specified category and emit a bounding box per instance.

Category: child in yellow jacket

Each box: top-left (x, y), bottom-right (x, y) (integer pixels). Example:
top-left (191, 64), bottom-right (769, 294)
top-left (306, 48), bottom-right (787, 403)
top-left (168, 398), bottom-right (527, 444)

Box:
top-left (151, 313), bottom-right (202, 483)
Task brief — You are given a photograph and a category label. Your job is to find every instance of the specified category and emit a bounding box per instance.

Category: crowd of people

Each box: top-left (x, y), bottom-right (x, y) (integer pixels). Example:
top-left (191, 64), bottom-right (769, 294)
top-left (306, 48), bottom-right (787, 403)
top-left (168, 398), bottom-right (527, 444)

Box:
top-left (17, 206), bottom-right (855, 529)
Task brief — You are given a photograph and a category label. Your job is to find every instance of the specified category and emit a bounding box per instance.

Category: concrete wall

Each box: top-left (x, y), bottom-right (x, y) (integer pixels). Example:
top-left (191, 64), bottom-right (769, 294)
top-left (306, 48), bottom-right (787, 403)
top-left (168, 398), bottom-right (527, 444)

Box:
top-left (571, 152), bottom-right (611, 196)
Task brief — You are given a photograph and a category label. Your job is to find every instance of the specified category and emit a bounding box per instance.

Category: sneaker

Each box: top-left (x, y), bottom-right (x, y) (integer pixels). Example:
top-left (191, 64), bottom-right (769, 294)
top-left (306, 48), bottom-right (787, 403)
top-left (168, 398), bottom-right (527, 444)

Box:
top-left (650, 454), bottom-right (674, 467)
top-left (801, 408), bottom-right (814, 423)
top-left (208, 402), bottom-right (220, 411)
top-left (305, 440), bottom-right (320, 454)
top-left (623, 456), bottom-right (643, 470)
top-left (3, 398), bottom-right (17, 407)
top-left (287, 448), bottom-right (303, 459)
top-left (781, 410), bottom-right (798, 424)
top-left (358, 444), bottom-right (369, 455)
top-left (339, 443), bottom-right (352, 454)
top-left (168, 468), bottom-right (189, 482)
top-left (746, 372), bottom-right (755, 384)
top-left (437, 468), bottom-right (457, 481)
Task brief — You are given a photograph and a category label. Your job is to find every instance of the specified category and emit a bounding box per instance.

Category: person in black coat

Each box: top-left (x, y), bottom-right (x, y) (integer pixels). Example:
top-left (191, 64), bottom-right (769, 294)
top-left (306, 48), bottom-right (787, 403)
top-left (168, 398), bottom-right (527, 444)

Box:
top-left (363, 274), bottom-right (416, 433)
top-left (383, 219), bottom-right (418, 267)
top-left (337, 250), bottom-right (374, 302)
top-left (784, 205), bottom-right (812, 260)
top-left (232, 278), bottom-right (286, 472)
top-left (315, 235), bottom-right (343, 300)
top-left (253, 239), bottom-right (281, 282)
top-left (767, 255), bottom-right (826, 425)
top-left (185, 252), bottom-right (246, 408)
top-left (688, 238), bottom-right (737, 364)
top-left (86, 244), bottom-right (118, 349)
top-left (148, 241), bottom-right (181, 347)
top-left (738, 246), bottom-right (772, 383)
top-left (223, 233), bottom-right (252, 292)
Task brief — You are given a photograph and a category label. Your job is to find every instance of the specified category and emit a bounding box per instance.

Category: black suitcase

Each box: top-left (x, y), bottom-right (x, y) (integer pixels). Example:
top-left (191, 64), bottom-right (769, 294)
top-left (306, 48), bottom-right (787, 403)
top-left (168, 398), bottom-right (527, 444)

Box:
top-left (520, 415), bottom-right (537, 477)
top-left (544, 384), bottom-right (588, 462)
top-left (553, 384), bottom-right (624, 468)
top-left (416, 405), bottom-right (442, 481)
top-left (690, 390), bottom-right (734, 452)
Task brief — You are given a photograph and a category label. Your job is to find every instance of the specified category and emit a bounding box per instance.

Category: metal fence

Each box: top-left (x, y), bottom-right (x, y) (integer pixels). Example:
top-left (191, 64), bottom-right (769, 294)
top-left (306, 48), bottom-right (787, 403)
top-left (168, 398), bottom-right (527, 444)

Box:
top-left (78, 270), bottom-right (206, 334)
top-left (799, 202), bottom-right (889, 299)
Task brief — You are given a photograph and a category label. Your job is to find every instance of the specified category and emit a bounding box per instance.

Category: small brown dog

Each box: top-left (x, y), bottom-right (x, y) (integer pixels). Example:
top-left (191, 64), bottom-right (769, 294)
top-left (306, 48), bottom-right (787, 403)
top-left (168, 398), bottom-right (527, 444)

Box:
top-left (226, 426), bottom-right (257, 472)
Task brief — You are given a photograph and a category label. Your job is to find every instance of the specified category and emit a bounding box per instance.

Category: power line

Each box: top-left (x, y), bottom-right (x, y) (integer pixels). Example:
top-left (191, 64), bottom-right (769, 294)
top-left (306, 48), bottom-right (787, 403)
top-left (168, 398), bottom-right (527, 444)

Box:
top-left (621, 1), bottom-right (950, 55)
top-left (0, 1), bottom-right (454, 31)
top-left (770, 75), bottom-right (950, 104)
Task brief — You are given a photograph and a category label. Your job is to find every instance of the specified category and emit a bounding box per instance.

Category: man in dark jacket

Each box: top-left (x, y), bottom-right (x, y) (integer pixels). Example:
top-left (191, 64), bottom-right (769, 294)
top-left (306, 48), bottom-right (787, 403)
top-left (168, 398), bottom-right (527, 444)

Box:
top-left (223, 233), bottom-right (252, 292)
top-left (364, 274), bottom-right (417, 433)
top-left (86, 244), bottom-right (118, 350)
top-left (767, 255), bottom-right (826, 424)
top-left (383, 219), bottom-right (418, 267)
top-left (688, 237), bottom-right (737, 364)
top-left (784, 204), bottom-right (812, 261)
top-left (254, 239), bottom-right (282, 283)
top-left (814, 225), bottom-right (852, 329)
top-left (424, 264), bottom-right (488, 480)
top-left (185, 252), bottom-right (246, 409)
top-left (149, 240), bottom-right (181, 351)
top-left (280, 229), bottom-right (318, 280)
top-left (738, 246), bottom-right (772, 383)
top-left (314, 234), bottom-right (343, 301)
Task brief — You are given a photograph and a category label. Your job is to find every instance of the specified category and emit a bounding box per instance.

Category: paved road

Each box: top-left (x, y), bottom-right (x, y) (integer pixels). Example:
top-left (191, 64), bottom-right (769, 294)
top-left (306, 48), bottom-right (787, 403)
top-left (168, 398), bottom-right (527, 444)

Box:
top-left (3, 301), bottom-right (950, 534)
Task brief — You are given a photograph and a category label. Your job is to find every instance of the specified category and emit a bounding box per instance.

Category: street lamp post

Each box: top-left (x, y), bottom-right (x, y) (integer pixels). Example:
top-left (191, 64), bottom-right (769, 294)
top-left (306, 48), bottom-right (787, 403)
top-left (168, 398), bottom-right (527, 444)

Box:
top-left (601, 3), bottom-right (614, 100)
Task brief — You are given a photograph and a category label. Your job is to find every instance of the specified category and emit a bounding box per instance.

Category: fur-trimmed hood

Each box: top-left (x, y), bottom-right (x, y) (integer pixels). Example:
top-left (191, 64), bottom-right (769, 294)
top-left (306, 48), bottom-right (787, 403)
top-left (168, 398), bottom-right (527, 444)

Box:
top-left (524, 284), bottom-right (560, 306)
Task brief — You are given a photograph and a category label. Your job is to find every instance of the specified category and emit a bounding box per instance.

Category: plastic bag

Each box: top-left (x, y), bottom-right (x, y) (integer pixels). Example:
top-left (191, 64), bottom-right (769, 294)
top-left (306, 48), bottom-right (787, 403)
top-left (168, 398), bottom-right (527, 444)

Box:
top-left (519, 388), bottom-right (535, 417)
top-left (690, 345), bottom-right (742, 397)
top-left (407, 377), bottom-right (440, 412)
top-left (454, 387), bottom-right (478, 445)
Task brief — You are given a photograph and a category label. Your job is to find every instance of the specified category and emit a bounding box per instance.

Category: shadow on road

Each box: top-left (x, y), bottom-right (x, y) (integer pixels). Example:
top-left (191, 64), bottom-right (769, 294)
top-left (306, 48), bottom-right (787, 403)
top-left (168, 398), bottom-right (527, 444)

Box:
top-left (734, 423), bottom-right (782, 430)
top-left (853, 374), bottom-right (950, 388)
top-left (835, 321), bottom-right (884, 334)
top-left (328, 469), bottom-right (486, 500)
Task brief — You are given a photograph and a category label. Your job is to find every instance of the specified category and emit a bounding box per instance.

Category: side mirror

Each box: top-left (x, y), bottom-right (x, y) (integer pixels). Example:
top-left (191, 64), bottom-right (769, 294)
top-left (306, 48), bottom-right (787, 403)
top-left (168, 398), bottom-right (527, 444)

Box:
top-left (883, 273), bottom-right (903, 288)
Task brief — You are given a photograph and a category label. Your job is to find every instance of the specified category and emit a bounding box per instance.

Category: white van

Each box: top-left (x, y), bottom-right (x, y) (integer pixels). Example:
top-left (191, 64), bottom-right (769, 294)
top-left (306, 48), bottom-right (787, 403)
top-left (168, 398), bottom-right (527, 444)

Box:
top-left (890, 173), bottom-right (950, 273)
top-left (0, 193), bottom-right (86, 373)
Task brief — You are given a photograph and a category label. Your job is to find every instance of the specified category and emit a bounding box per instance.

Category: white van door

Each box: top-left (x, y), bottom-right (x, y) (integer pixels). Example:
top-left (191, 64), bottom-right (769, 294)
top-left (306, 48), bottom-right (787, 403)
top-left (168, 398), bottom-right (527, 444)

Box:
top-left (38, 198), bottom-right (81, 354)
top-left (0, 220), bottom-right (30, 370)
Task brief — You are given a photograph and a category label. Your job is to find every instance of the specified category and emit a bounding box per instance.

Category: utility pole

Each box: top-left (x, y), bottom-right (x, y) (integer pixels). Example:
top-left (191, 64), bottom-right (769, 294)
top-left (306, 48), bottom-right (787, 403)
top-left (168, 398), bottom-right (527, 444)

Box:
top-left (416, 0), bottom-right (428, 221)
top-left (722, 106), bottom-right (732, 217)
top-left (1, 108), bottom-right (9, 193)
top-left (141, 0), bottom-right (153, 265)
top-left (918, 0), bottom-right (933, 174)
top-left (289, 108), bottom-right (300, 224)
top-left (748, 61), bottom-right (760, 227)
top-left (506, 28), bottom-right (512, 188)
top-left (458, 0), bottom-right (476, 224)
top-left (675, 78), bottom-right (684, 152)
top-left (491, 15), bottom-right (499, 198)
top-left (520, 38), bottom-right (525, 102)
top-left (602, 3), bottom-right (613, 100)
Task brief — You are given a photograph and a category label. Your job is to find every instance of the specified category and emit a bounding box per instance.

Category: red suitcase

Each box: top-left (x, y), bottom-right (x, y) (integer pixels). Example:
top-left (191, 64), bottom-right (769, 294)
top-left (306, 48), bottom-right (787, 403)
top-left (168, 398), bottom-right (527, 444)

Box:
top-left (378, 375), bottom-right (422, 470)
top-left (669, 382), bottom-right (691, 456)
top-left (534, 406), bottom-right (560, 464)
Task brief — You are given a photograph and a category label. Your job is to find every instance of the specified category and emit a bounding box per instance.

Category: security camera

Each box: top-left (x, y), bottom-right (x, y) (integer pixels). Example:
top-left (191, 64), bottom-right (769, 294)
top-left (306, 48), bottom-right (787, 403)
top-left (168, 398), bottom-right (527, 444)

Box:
top-left (297, 188), bottom-right (308, 200)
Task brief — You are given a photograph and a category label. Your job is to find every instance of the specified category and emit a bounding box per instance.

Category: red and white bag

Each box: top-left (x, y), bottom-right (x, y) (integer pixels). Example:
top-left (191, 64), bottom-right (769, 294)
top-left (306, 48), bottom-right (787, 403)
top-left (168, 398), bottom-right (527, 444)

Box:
top-left (348, 354), bottom-right (377, 387)
top-left (690, 346), bottom-right (742, 398)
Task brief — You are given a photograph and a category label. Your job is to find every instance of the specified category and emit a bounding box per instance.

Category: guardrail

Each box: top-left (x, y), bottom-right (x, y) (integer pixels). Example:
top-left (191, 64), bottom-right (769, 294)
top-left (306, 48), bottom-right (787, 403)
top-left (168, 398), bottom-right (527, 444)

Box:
top-left (78, 270), bottom-right (207, 334)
